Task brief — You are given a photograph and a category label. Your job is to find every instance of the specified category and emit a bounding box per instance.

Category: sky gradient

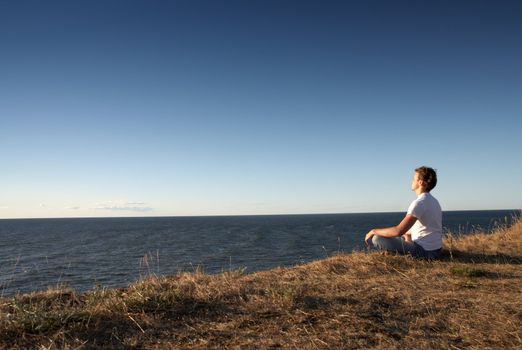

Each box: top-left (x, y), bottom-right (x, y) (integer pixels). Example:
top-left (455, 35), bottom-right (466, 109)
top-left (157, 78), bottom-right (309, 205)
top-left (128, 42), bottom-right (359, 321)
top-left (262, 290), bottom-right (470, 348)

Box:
top-left (1, 0), bottom-right (521, 218)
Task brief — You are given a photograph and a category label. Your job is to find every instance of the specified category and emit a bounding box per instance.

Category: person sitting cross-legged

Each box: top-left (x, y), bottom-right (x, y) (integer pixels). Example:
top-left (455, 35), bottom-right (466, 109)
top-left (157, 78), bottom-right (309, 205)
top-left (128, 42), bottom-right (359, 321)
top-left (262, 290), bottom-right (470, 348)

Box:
top-left (364, 166), bottom-right (442, 260)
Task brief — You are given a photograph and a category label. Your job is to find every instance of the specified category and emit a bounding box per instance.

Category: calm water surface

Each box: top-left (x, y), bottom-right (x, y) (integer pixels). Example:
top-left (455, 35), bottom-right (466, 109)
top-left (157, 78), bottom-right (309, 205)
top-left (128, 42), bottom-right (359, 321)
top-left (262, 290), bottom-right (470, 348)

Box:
top-left (0, 210), bottom-right (518, 296)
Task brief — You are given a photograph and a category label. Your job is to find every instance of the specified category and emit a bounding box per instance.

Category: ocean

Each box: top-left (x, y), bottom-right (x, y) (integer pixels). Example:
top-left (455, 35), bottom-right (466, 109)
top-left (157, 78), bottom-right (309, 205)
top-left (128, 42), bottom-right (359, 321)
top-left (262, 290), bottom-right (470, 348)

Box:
top-left (0, 210), bottom-right (518, 296)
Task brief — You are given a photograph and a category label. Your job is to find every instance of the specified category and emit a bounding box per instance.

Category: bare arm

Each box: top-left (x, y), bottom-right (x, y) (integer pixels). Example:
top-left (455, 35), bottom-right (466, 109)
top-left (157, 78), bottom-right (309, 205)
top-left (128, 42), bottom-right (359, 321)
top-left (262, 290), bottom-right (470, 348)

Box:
top-left (364, 214), bottom-right (417, 245)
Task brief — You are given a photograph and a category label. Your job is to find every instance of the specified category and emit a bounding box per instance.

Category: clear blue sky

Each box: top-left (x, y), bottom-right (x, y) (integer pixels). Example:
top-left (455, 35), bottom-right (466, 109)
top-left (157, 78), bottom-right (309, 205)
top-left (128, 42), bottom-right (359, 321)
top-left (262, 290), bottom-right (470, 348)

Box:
top-left (1, 0), bottom-right (521, 218)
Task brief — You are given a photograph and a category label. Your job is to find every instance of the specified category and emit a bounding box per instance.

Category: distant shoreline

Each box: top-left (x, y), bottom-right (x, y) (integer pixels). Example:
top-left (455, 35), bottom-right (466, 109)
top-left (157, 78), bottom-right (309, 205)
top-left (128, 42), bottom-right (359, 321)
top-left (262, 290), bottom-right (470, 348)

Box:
top-left (1, 208), bottom-right (519, 221)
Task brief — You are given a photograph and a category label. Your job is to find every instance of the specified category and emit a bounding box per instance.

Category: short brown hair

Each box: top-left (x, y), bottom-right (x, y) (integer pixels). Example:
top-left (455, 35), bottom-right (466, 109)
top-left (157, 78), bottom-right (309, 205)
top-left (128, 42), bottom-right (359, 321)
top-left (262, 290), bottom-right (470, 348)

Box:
top-left (415, 166), bottom-right (437, 192)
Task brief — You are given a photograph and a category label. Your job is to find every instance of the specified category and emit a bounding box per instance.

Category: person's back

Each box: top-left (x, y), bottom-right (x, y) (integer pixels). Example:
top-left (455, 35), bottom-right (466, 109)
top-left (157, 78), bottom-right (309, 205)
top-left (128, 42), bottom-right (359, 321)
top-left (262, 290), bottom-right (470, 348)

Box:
top-left (408, 191), bottom-right (442, 251)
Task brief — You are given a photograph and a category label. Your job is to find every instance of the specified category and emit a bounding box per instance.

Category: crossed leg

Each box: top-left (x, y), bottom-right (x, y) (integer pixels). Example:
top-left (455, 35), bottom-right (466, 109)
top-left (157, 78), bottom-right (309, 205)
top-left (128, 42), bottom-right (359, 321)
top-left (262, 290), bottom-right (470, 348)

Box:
top-left (371, 235), bottom-right (419, 256)
top-left (371, 235), bottom-right (441, 259)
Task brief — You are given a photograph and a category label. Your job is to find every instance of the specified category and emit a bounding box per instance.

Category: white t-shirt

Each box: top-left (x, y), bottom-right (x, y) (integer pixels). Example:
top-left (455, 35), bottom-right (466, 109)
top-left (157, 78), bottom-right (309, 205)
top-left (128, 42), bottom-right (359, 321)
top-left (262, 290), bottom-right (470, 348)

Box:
top-left (407, 192), bottom-right (442, 251)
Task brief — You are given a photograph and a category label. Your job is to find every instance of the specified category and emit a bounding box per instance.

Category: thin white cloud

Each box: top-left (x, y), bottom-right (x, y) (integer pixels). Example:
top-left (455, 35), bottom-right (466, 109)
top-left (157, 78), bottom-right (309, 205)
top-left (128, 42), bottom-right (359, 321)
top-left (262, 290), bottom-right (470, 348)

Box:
top-left (65, 206), bottom-right (80, 210)
top-left (39, 203), bottom-right (46, 208)
top-left (0, 206), bottom-right (8, 209)
top-left (93, 201), bottom-right (152, 212)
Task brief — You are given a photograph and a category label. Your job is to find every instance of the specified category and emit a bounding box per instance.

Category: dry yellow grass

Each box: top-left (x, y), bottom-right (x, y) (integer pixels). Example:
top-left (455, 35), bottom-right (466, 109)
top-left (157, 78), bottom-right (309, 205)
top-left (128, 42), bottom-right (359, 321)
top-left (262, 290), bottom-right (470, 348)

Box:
top-left (1, 216), bottom-right (521, 349)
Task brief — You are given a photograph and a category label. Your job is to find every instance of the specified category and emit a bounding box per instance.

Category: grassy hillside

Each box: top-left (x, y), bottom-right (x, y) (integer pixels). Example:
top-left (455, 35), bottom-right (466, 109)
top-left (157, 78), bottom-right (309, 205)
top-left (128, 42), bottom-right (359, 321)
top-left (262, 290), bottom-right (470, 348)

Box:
top-left (1, 216), bottom-right (521, 349)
